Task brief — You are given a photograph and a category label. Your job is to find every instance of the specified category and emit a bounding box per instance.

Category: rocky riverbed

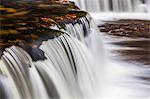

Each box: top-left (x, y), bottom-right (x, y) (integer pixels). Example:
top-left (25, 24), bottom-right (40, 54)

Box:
top-left (98, 19), bottom-right (150, 66)
top-left (99, 19), bottom-right (150, 38)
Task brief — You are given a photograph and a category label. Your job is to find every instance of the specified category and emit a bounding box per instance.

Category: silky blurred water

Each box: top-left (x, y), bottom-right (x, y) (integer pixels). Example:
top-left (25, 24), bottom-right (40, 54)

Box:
top-left (93, 14), bottom-right (150, 98)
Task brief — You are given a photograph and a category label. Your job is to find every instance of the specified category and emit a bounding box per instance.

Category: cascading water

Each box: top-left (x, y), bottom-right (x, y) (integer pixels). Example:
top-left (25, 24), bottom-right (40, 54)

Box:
top-left (0, 0), bottom-right (106, 95)
top-left (69, 0), bottom-right (150, 98)
top-left (72, 0), bottom-right (150, 13)
top-left (0, 0), bottom-right (105, 97)
top-left (63, 14), bottom-right (105, 66)
top-left (2, 0), bottom-right (150, 99)
top-left (0, 33), bottom-right (102, 99)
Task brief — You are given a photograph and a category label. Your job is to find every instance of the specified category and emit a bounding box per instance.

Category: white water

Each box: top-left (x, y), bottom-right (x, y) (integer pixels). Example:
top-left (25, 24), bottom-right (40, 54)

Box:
top-left (64, 2), bottom-right (150, 98)
top-left (90, 11), bottom-right (150, 98)
top-left (0, 30), bottom-right (103, 99)
top-left (1, 4), bottom-right (150, 98)
top-left (64, 14), bottom-right (105, 66)
top-left (101, 36), bottom-right (150, 99)
top-left (70, 0), bottom-right (150, 13)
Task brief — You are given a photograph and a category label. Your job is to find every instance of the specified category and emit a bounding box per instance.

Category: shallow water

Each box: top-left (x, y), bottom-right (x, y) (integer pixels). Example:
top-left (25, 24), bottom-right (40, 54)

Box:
top-left (103, 35), bottom-right (150, 66)
top-left (94, 15), bottom-right (150, 98)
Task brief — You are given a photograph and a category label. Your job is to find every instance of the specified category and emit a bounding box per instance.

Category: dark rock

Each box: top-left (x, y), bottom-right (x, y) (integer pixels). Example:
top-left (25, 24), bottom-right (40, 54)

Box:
top-left (0, 0), bottom-right (88, 61)
top-left (99, 19), bottom-right (150, 38)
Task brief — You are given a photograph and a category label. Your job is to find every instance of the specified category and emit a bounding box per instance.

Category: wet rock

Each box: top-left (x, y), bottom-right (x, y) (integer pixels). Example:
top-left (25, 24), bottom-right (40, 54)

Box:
top-left (0, 0), bottom-right (88, 61)
top-left (99, 19), bottom-right (150, 66)
top-left (99, 19), bottom-right (150, 38)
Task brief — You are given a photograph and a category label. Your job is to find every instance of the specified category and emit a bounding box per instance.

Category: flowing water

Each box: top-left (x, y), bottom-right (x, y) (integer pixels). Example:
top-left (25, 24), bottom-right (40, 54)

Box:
top-left (1, 1), bottom-right (150, 99)
top-left (63, 14), bottom-right (105, 66)
top-left (71, 0), bottom-right (150, 13)
top-left (0, 13), bottom-right (104, 99)
top-left (0, 34), bottom-right (101, 99)
top-left (70, 0), bottom-right (150, 98)
top-left (101, 35), bottom-right (150, 99)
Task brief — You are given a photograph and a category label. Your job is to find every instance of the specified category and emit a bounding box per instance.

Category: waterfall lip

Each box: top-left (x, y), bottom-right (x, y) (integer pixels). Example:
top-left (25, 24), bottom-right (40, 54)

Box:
top-left (63, 13), bottom-right (92, 40)
top-left (0, 27), bottom-right (70, 61)
top-left (1, 15), bottom-right (86, 63)
top-left (0, 7), bottom-right (91, 61)
top-left (1, 0), bottom-right (90, 61)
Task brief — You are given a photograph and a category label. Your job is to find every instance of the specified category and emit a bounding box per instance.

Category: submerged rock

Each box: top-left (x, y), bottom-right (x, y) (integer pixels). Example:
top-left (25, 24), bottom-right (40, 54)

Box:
top-left (99, 19), bottom-right (150, 65)
top-left (99, 19), bottom-right (150, 38)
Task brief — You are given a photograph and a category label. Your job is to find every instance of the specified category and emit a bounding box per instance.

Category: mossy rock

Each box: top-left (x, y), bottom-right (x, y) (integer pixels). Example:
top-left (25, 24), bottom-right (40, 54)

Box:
top-left (0, 0), bottom-right (87, 60)
top-left (0, 24), bottom-right (64, 61)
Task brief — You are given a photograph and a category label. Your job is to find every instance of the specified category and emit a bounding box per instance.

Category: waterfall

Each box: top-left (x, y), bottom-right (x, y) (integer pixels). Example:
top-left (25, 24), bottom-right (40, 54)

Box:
top-left (64, 14), bottom-right (91, 43)
top-left (72, 0), bottom-right (150, 13)
top-left (62, 14), bottom-right (105, 65)
top-left (0, 33), bottom-right (102, 99)
top-left (0, 1), bottom-right (105, 99)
